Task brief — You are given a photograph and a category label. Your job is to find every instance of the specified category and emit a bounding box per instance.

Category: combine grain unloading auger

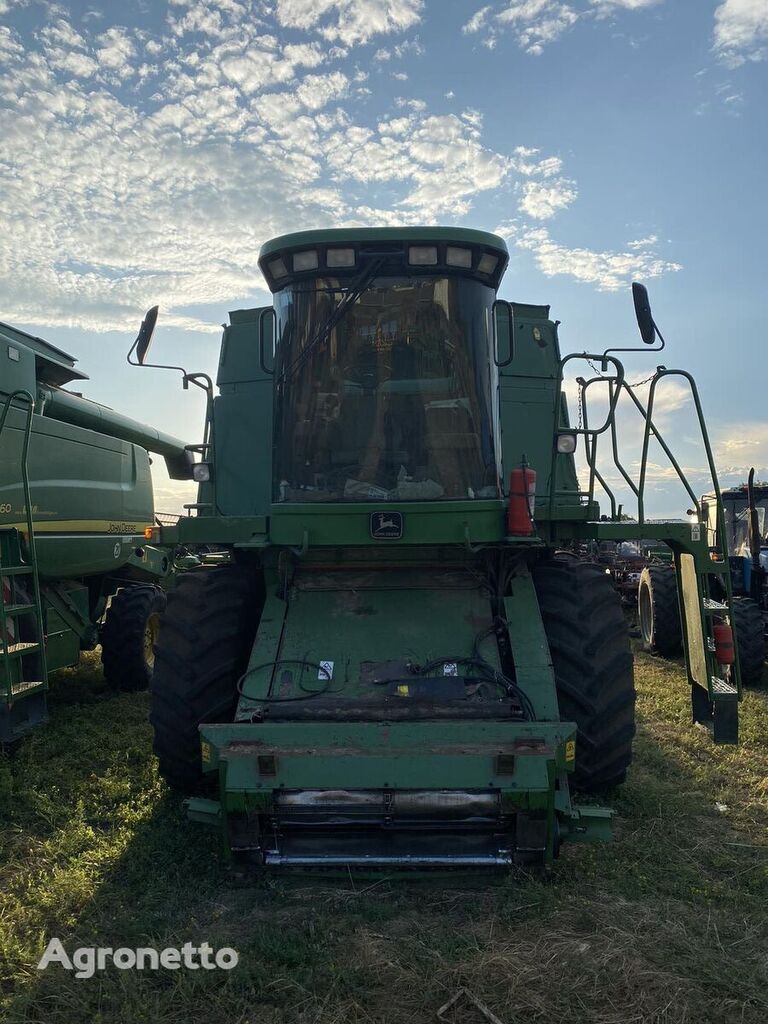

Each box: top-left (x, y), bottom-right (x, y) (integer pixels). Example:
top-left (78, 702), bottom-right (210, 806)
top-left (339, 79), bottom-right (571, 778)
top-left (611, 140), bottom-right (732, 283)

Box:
top-left (141, 227), bottom-right (739, 870)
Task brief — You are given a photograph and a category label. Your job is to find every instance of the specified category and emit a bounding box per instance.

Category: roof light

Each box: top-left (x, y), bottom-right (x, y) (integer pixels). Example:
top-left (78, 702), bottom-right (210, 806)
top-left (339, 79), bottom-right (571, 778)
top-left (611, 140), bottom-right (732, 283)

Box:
top-left (408, 245), bottom-right (438, 266)
top-left (478, 253), bottom-right (499, 275)
top-left (446, 246), bottom-right (472, 268)
top-left (292, 250), bottom-right (318, 272)
top-left (326, 247), bottom-right (355, 268)
top-left (556, 433), bottom-right (577, 454)
top-left (268, 257), bottom-right (288, 280)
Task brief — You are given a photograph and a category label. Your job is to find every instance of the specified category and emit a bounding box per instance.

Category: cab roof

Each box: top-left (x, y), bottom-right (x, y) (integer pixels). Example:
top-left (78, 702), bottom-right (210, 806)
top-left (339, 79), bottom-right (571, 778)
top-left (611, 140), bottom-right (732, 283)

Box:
top-left (258, 226), bottom-right (509, 292)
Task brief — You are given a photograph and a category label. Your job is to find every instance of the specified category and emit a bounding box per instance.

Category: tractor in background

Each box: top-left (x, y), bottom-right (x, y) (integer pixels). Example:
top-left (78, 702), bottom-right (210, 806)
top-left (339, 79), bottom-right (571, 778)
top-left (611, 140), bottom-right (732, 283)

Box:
top-left (136, 226), bottom-right (742, 871)
top-left (0, 319), bottom-right (193, 742)
top-left (639, 473), bottom-right (766, 685)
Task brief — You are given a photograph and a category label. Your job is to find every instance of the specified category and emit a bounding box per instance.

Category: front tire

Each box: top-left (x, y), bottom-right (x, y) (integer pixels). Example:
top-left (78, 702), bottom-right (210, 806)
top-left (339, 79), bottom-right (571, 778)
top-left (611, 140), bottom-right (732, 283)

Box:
top-left (732, 596), bottom-right (765, 687)
top-left (150, 566), bottom-right (263, 793)
top-left (638, 565), bottom-right (682, 656)
top-left (533, 558), bottom-right (635, 792)
top-left (101, 586), bottom-right (167, 692)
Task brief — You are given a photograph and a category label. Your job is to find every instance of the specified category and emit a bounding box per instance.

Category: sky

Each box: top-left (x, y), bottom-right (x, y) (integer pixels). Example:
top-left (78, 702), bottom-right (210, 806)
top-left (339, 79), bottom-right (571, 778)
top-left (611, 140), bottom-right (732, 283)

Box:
top-left (1, 0), bottom-right (767, 517)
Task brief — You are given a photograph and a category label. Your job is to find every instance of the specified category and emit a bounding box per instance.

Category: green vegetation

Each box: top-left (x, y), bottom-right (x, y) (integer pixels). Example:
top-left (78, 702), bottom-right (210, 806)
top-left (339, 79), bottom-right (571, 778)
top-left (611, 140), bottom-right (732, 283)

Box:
top-left (1, 648), bottom-right (767, 1024)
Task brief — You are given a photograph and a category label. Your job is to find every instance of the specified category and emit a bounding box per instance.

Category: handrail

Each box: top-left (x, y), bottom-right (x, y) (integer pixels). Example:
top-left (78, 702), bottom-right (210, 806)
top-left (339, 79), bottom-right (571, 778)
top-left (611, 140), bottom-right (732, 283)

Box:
top-left (0, 390), bottom-right (48, 702)
top-left (554, 357), bottom-right (722, 534)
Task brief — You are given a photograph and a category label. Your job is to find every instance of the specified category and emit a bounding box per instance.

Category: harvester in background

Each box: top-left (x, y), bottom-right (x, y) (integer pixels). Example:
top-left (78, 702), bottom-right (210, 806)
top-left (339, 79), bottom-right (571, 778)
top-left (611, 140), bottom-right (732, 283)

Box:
top-left (0, 321), bottom-right (193, 742)
top-left (137, 227), bottom-right (741, 870)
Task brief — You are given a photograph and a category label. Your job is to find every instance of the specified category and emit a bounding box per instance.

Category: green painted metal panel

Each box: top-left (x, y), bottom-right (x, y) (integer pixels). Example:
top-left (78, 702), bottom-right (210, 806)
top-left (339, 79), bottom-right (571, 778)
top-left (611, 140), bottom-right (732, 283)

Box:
top-left (260, 226), bottom-right (509, 260)
top-left (503, 573), bottom-right (559, 720)
top-left (201, 719), bottom-right (568, 793)
top-left (212, 308), bottom-right (273, 517)
top-left (268, 500), bottom-right (505, 547)
top-left (500, 378), bottom-right (558, 501)
top-left (239, 569), bottom-right (502, 705)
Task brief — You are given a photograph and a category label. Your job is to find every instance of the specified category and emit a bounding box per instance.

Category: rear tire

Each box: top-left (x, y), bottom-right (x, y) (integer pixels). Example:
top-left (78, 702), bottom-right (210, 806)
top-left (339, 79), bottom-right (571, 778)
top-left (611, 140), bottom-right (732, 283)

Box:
top-left (101, 586), bottom-right (167, 692)
top-left (150, 566), bottom-right (263, 793)
top-left (533, 558), bottom-right (635, 792)
top-left (638, 565), bottom-right (682, 656)
top-left (732, 596), bottom-right (765, 687)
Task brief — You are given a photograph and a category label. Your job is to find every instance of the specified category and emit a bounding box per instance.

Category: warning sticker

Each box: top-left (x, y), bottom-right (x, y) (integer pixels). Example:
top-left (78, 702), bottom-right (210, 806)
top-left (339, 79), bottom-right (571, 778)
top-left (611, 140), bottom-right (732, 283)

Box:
top-left (443, 663), bottom-right (458, 676)
top-left (691, 524), bottom-right (701, 542)
top-left (319, 661), bottom-right (334, 680)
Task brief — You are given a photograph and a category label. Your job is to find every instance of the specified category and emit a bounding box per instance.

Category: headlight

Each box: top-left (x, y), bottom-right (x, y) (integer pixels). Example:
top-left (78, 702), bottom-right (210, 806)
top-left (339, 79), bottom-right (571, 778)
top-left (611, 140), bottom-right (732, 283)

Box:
top-left (292, 250), bottom-right (318, 272)
top-left (556, 433), bottom-right (577, 454)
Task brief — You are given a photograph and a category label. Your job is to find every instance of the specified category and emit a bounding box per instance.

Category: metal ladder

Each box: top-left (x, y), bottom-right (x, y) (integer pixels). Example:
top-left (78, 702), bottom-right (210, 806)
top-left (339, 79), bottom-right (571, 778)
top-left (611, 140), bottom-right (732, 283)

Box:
top-left (0, 390), bottom-right (48, 738)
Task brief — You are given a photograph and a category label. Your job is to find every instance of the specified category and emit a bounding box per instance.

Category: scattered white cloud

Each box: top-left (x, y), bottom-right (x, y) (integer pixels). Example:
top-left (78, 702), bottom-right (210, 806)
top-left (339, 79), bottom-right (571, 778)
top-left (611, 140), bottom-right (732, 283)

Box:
top-left (628, 234), bottom-right (658, 248)
top-left (463, 0), bottom-right (664, 52)
top-left (519, 178), bottom-right (577, 218)
top-left (275, 0), bottom-right (423, 46)
top-left (0, 2), bottom-right (685, 335)
top-left (95, 26), bottom-right (136, 72)
top-left (463, 5), bottom-right (492, 34)
top-left (464, 0), bottom-right (580, 53)
top-left (714, 423), bottom-right (768, 485)
top-left (497, 222), bottom-right (681, 290)
top-left (713, 0), bottom-right (768, 66)
top-left (591, 0), bottom-right (662, 13)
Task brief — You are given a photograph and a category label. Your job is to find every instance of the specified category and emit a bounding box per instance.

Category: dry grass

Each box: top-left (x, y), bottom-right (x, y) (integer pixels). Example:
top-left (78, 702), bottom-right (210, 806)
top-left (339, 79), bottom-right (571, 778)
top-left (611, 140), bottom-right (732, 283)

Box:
top-left (1, 647), bottom-right (768, 1023)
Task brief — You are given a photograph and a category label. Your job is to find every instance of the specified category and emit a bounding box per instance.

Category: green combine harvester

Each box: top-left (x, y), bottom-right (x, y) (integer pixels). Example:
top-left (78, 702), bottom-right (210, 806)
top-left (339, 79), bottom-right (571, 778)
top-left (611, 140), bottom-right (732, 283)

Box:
top-left (0, 321), bottom-right (192, 742)
top-left (139, 227), bottom-right (736, 869)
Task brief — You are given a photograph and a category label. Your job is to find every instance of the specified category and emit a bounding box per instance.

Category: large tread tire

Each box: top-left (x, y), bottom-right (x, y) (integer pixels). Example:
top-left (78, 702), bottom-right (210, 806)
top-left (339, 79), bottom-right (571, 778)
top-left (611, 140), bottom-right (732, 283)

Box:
top-left (732, 596), bottom-right (765, 688)
top-left (533, 558), bottom-right (635, 793)
top-left (101, 586), bottom-right (167, 692)
top-left (638, 565), bottom-right (682, 656)
top-left (150, 566), bottom-right (263, 794)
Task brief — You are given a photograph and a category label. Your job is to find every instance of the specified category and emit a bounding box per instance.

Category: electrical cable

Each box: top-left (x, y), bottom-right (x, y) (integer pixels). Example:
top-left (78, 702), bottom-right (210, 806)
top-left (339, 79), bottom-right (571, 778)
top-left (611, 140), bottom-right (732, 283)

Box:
top-left (236, 659), bottom-right (338, 702)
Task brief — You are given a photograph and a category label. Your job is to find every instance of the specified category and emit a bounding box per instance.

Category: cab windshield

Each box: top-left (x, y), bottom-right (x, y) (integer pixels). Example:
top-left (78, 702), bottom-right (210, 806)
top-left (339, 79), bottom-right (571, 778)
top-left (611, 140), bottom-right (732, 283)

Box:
top-left (273, 275), bottom-right (500, 502)
top-left (727, 502), bottom-right (768, 555)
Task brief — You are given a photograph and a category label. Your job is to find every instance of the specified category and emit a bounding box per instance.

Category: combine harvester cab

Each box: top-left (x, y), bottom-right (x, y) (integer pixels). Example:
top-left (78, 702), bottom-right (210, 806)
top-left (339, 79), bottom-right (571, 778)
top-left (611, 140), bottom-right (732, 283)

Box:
top-left (145, 227), bottom-right (740, 870)
top-left (0, 322), bottom-right (192, 741)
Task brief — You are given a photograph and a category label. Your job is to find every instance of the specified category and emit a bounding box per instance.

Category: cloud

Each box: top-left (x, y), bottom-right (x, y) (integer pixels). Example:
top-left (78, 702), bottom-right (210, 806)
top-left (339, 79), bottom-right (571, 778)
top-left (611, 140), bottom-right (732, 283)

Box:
top-left (713, 0), bottom-right (768, 66)
top-left (0, 3), bottom-right (684, 336)
top-left (275, 0), bottom-right (423, 46)
top-left (628, 234), bottom-right (659, 249)
top-left (591, 0), bottom-right (662, 12)
top-left (518, 178), bottom-right (578, 218)
top-left (498, 223), bottom-right (682, 290)
top-left (463, 0), bottom-right (664, 52)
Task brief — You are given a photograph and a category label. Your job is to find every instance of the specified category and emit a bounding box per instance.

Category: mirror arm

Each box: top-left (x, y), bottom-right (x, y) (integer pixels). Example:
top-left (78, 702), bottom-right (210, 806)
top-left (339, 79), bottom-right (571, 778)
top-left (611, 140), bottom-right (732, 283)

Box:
top-left (602, 321), bottom-right (666, 359)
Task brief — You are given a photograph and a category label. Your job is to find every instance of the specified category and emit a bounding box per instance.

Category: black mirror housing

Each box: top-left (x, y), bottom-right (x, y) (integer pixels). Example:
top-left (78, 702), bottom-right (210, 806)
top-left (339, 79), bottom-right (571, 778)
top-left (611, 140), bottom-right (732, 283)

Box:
top-left (631, 283), bottom-right (656, 344)
top-left (135, 306), bottom-right (159, 364)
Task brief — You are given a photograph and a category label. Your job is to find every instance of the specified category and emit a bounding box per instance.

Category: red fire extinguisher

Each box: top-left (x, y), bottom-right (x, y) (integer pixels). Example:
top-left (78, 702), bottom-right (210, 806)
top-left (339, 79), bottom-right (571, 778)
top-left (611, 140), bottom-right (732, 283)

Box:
top-left (508, 459), bottom-right (536, 535)
top-left (713, 623), bottom-right (735, 665)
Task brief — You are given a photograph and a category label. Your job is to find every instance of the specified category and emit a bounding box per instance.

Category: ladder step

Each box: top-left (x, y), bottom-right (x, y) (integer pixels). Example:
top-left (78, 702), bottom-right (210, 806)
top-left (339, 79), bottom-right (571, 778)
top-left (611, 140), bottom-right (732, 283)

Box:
top-left (711, 675), bottom-right (738, 697)
top-left (703, 598), bottom-right (729, 612)
top-left (0, 566), bottom-right (33, 577)
top-left (3, 603), bottom-right (35, 616)
top-left (3, 641), bottom-right (41, 657)
top-left (9, 679), bottom-right (45, 698)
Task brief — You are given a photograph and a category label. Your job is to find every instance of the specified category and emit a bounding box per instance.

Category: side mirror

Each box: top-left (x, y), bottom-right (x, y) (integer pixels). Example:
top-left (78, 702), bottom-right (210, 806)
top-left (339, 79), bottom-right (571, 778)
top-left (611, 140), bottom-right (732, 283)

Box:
top-left (135, 306), bottom-right (159, 364)
top-left (631, 283), bottom-right (656, 344)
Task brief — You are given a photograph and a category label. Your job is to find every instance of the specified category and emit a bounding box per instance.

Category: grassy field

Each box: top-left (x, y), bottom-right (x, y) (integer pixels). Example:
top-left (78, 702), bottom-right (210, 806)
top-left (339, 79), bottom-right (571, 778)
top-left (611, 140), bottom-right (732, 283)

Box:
top-left (1, 647), bottom-right (767, 1024)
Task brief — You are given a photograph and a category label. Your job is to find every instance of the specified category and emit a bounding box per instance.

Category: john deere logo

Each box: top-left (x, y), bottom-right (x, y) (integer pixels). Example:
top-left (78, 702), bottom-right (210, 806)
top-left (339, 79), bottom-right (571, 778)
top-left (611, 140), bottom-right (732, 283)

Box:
top-left (370, 511), bottom-right (403, 540)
